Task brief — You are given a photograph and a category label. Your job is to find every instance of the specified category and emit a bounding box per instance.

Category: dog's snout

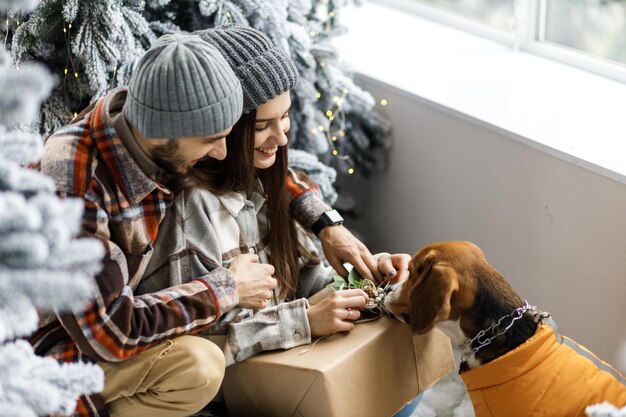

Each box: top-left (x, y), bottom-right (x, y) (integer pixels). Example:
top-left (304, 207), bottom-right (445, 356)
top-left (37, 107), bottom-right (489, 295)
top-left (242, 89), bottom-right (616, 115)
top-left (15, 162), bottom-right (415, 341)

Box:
top-left (383, 284), bottom-right (410, 324)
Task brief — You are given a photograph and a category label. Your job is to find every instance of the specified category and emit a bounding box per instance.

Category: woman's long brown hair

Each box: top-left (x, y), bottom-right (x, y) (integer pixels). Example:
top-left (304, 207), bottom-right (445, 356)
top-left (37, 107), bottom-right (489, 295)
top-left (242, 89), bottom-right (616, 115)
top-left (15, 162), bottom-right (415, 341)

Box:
top-left (172, 111), bottom-right (299, 298)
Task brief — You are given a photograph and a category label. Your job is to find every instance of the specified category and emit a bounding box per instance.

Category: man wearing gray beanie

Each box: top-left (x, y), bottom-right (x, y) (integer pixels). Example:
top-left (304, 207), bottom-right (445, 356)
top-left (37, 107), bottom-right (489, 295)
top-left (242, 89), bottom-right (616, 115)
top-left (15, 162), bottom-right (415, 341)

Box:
top-left (35, 33), bottom-right (281, 417)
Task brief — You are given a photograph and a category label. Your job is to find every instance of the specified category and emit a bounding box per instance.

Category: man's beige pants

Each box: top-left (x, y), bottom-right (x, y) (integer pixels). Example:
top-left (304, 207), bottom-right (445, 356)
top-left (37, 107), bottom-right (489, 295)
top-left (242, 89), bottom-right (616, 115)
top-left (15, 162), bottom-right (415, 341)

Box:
top-left (98, 335), bottom-right (225, 417)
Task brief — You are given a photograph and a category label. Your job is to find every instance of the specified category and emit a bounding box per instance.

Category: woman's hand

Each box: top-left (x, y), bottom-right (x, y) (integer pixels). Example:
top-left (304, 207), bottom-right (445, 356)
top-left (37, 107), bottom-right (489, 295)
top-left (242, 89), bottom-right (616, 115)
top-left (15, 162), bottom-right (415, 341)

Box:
top-left (306, 289), bottom-right (368, 337)
top-left (307, 288), bottom-right (332, 306)
top-left (376, 252), bottom-right (411, 284)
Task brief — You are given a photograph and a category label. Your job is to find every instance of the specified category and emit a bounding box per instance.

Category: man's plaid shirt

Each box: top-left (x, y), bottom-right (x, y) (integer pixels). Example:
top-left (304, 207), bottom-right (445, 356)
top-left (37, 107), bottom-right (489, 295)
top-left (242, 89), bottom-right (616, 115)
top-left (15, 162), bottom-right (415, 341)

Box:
top-left (31, 88), bottom-right (330, 416)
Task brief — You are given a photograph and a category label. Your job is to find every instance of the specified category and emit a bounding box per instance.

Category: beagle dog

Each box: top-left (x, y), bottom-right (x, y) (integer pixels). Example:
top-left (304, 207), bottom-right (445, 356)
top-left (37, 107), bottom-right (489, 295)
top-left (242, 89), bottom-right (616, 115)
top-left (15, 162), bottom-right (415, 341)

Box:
top-left (385, 241), bottom-right (626, 417)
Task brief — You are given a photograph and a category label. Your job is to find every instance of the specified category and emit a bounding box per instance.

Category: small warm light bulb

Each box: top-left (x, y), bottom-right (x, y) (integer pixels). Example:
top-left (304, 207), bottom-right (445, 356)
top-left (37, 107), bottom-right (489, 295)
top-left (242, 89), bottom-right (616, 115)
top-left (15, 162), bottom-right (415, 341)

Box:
top-left (69, 23), bottom-right (72, 29)
top-left (318, 125), bottom-right (324, 131)
top-left (315, 92), bottom-right (322, 99)
top-left (348, 168), bottom-right (355, 175)
top-left (331, 136), bottom-right (337, 141)
top-left (63, 27), bottom-right (67, 33)
top-left (339, 130), bottom-right (346, 137)
top-left (332, 149), bottom-right (338, 156)
top-left (329, 11), bottom-right (335, 17)
top-left (380, 99), bottom-right (388, 106)
top-left (325, 110), bottom-right (333, 117)
top-left (342, 88), bottom-right (348, 94)
top-left (73, 112), bottom-right (77, 117)
top-left (320, 62), bottom-right (326, 68)
top-left (226, 11), bottom-right (231, 18)
top-left (329, 116), bottom-right (334, 121)
top-left (74, 72), bottom-right (78, 78)
top-left (310, 30), bottom-right (317, 37)
top-left (64, 68), bottom-right (68, 75)
top-left (333, 96), bottom-right (339, 102)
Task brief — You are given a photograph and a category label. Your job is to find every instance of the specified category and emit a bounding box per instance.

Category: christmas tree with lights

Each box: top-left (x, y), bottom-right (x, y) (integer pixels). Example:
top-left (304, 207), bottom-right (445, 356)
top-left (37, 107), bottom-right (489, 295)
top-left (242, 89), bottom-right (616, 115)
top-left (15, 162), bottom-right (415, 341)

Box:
top-left (4, 0), bottom-right (391, 206)
top-left (0, 0), bottom-right (104, 414)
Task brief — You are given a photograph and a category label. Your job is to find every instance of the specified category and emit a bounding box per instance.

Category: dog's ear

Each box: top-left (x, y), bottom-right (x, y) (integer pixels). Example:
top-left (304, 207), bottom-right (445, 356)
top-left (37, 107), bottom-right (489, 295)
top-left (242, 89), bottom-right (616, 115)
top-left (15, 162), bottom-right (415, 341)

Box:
top-left (412, 249), bottom-right (436, 278)
top-left (409, 263), bottom-right (459, 334)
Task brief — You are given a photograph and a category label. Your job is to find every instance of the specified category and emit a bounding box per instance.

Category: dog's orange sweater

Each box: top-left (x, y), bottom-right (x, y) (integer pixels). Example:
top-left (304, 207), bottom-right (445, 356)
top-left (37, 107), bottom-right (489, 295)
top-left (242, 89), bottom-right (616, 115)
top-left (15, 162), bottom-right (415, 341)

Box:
top-left (460, 319), bottom-right (626, 417)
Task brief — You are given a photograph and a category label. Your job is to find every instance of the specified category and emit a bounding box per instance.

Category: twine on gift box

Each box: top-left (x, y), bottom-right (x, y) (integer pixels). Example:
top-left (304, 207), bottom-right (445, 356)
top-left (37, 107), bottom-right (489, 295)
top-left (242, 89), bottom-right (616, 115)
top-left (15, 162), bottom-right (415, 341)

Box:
top-left (299, 334), bottom-right (334, 355)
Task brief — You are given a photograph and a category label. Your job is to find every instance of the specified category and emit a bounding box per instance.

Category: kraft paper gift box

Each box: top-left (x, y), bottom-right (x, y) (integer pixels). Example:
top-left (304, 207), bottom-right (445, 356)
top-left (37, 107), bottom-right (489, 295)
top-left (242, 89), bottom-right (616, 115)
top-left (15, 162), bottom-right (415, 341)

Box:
top-left (219, 316), bottom-right (454, 417)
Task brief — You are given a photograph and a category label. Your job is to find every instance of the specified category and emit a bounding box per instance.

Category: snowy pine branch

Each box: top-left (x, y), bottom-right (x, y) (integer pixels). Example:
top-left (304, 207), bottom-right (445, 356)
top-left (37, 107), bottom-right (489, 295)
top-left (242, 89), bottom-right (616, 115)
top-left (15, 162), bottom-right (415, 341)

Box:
top-left (0, 341), bottom-right (104, 416)
top-left (0, 298), bottom-right (39, 342)
top-left (1, 1), bottom-right (105, 409)
top-left (0, 190), bottom-right (102, 316)
top-left (0, 156), bottom-right (56, 193)
top-left (0, 62), bottom-right (55, 128)
top-left (0, 127), bottom-right (42, 165)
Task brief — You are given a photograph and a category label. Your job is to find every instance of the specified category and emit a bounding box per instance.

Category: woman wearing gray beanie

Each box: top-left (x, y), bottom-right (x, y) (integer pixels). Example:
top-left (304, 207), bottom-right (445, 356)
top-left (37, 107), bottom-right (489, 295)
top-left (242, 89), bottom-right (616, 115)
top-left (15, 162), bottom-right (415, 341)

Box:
top-left (195, 25), bottom-right (405, 284)
top-left (138, 24), bottom-right (409, 401)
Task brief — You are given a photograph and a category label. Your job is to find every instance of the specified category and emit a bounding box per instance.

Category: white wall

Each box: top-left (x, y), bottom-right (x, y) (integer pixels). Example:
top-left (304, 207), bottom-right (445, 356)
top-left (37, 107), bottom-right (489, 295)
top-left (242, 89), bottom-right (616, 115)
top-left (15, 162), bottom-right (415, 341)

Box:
top-left (341, 75), bottom-right (626, 373)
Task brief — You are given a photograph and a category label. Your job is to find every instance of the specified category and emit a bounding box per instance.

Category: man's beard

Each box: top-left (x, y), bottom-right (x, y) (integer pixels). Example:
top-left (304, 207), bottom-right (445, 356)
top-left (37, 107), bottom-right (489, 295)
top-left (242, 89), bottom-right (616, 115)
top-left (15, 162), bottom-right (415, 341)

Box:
top-left (150, 140), bottom-right (188, 176)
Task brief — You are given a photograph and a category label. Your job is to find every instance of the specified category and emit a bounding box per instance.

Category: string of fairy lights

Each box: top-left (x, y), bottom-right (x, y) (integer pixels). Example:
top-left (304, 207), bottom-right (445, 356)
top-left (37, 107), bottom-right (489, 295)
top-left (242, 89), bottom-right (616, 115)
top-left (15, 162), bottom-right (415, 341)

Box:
top-left (62, 18), bottom-right (81, 119)
top-left (4, 4), bottom-right (83, 119)
top-left (307, 0), bottom-right (388, 176)
top-left (3, 5), bottom-right (80, 120)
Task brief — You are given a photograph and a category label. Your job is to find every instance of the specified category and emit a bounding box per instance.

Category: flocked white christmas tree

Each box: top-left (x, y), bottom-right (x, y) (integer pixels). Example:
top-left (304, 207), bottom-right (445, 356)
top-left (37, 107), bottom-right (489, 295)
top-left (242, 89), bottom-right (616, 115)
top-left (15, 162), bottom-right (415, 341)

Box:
top-left (0, 0), bottom-right (105, 415)
top-left (5, 0), bottom-right (392, 206)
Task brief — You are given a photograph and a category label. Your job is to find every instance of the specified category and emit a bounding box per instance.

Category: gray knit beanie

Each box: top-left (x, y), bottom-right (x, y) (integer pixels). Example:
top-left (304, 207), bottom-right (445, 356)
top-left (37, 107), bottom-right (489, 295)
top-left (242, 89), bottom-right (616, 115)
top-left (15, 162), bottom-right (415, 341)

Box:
top-left (124, 33), bottom-right (243, 139)
top-left (195, 26), bottom-right (299, 114)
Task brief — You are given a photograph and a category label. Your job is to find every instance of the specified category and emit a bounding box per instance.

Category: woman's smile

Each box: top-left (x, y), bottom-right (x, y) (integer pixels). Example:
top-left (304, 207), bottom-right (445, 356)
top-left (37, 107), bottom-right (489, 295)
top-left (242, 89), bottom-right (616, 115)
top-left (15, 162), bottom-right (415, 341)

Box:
top-left (255, 146), bottom-right (278, 156)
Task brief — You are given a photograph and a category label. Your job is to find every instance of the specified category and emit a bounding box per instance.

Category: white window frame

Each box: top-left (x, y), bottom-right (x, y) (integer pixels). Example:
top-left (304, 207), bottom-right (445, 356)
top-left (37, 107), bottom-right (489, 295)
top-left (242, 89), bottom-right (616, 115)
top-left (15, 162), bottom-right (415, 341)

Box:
top-left (375, 0), bottom-right (626, 84)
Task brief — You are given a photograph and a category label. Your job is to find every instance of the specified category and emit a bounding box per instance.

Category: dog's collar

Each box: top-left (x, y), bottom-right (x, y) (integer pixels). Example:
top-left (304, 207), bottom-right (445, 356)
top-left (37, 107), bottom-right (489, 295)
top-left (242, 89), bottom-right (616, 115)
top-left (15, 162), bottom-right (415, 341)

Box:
top-left (460, 300), bottom-right (550, 367)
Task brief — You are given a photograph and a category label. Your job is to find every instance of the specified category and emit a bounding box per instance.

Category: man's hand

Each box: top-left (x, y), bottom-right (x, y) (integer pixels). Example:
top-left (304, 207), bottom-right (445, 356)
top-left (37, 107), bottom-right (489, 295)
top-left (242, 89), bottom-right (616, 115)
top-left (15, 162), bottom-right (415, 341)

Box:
top-left (318, 225), bottom-right (383, 283)
top-left (228, 254), bottom-right (277, 309)
top-left (306, 289), bottom-right (368, 337)
top-left (376, 252), bottom-right (411, 284)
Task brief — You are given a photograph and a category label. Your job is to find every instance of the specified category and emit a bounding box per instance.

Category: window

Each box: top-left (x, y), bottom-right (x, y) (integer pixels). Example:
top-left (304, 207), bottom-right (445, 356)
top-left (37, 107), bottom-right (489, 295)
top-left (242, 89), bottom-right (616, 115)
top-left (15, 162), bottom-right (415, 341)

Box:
top-left (541, 0), bottom-right (626, 66)
top-left (415, 0), bottom-right (515, 31)
top-left (383, 0), bottom-right (626, 82)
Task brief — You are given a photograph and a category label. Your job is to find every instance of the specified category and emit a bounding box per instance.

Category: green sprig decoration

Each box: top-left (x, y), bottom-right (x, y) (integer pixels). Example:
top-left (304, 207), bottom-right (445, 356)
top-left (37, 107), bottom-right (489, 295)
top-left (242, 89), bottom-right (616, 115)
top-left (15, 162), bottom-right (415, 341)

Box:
top-left (326, 267), bottom-right (391, 321)
top-left (326, 267), bottom-right (363, 291)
